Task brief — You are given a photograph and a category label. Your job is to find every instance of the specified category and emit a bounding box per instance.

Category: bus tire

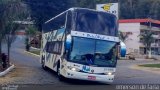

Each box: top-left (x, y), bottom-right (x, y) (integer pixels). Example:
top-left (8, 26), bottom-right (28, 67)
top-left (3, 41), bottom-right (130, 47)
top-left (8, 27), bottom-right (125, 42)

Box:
top-left (42, 56), bottom-right (47, 70)
top-left (57, 62), bottom-right (64, 81)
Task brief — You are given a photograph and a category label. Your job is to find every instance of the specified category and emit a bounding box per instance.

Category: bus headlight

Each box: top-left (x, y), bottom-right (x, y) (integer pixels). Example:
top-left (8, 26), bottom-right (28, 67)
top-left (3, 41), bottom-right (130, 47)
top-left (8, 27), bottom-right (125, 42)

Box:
top-left (71, 68), bottom-right (76, 71)
top-left (105, 72), bottom-right (115, 75)
top-left (67, 66), bottom-right (80, 72)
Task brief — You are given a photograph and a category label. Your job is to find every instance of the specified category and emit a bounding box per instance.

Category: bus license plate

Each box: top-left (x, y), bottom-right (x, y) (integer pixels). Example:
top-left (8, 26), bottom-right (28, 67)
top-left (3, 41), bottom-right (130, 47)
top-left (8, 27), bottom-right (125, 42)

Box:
top-left (88, 76), bottom-right (96, 80)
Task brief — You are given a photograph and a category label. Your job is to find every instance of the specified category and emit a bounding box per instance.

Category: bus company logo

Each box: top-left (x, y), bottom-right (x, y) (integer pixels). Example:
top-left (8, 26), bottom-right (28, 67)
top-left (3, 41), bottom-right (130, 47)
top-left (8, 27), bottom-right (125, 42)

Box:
top-left (101, 3), bottom-right (113, 11)
top-left (91, 69), bottom-right (94, 73)
top-left (82, 65), bottom-right (90, 72)
top-left (104, 68), bottom-right (114, 72)
top-left (87, 34), bottom-right (105, 40)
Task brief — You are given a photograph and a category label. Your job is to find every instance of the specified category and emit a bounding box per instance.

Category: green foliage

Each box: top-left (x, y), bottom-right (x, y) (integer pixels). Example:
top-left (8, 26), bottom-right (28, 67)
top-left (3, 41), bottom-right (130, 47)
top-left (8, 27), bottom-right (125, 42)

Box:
top-left (0, 0), bottom-right (26, 59)
top-left (119, 0), bottom-right (160, 19)
top-left (119, 31), bottom-right (129, 42)
top-left (74, 0), bottom-right (160, 20)
top-left (26, 25), bottom-right (38, 37)
top-left (29, 50), bottom-right (40, 55)
top-left (140, 31), bottom-right (154, 50)
top-left (0, 0), bottom-right (26, 39)
top-left (25, 25), bottom-right (38, 50)
top-left (24, 0), bottom-right (160, 31)
top-left (24, 0), bottom-right (71, 30)
top-left (24, 0), bottom-right (118, 31)
top-left (5, 22), bottom-right (19, 46)
top-left (0, 0), bottom-right (25, 53)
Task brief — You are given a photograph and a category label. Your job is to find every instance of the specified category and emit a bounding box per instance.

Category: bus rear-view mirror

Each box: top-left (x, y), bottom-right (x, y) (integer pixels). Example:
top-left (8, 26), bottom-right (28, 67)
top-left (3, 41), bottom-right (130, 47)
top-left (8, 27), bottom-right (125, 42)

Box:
top-left (120, 41), bottom-right (126, 57)
top-left (65, 34), bottom-right (72, 50)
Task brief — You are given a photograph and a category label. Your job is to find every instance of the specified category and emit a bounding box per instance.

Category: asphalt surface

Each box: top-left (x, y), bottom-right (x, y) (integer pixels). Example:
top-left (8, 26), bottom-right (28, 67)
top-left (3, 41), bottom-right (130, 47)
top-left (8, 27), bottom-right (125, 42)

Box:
top-left (0, 36), bottom-right (62, 85)
top-left (0, 36), bottom-right (160, 85)
top-left (0, 36), bottom-right (105, 85)
top-left (114, 60), bottom-right (160, 84)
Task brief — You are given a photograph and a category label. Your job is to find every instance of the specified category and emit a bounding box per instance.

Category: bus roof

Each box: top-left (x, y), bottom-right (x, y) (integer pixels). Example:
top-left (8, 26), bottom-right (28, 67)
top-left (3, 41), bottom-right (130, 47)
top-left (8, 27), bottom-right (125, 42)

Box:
top-left (43, 8), bottom-right (118, 36)
top-left (45, 8), bottom-right (116, 24)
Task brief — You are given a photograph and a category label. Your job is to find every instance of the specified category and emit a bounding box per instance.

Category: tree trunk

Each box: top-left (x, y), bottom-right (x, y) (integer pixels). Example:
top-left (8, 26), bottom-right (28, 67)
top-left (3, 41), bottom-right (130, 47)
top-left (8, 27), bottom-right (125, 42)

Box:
top-left (7, 45), bottom-right (10, 67)
top-left (0, 40), bottom-right (2, 60)
top-left (146, 47), bottom-right (152, 59)
top-left (148, 47), bottom-right (152, 59)
top-left (0, 41), bottom-right (2, 54)
top-left (7, 35), bottom-right (10, 66)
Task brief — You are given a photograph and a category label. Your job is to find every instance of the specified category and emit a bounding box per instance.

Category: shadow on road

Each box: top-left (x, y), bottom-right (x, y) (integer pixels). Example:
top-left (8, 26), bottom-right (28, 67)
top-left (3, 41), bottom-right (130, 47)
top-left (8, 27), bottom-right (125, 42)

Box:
top-left (44, 67), bottom-right (109, 85)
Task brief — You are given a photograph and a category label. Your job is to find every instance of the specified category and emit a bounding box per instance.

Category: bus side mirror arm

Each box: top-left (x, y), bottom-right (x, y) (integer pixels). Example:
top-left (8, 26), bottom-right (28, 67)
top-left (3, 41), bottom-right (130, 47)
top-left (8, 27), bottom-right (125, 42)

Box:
top-left (63, 50), bottom-right (69, 59)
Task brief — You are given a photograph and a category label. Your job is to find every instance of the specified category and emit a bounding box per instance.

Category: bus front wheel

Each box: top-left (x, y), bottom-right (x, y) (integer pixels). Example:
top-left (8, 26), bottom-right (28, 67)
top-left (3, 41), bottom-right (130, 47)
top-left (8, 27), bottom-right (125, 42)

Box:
top-left (57, 62), bottom-right (64, 81)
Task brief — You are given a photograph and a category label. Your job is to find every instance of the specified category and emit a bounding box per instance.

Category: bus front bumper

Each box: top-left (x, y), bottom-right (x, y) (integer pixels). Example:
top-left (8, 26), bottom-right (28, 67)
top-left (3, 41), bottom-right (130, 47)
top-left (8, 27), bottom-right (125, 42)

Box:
top-left (63, 70), bottom-right (114, 83)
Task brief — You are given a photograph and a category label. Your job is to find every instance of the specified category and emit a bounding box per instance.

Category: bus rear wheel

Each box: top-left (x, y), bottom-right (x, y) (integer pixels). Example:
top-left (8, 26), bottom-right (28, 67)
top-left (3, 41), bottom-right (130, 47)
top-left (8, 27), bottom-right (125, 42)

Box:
top-left (42, 58), bottom-right (47, 70)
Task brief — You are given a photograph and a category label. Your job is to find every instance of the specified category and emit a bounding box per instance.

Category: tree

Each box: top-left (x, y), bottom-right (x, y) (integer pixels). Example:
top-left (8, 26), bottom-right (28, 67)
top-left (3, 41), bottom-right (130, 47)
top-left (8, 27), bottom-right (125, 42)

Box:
top-left (0, 0), bottom-right (27, 65)
top-left (25, 25), bottom-right (38, 50)
top-left (24, 0), bottom-right (120, 31)
top-left (26, 25), bottom-right (38, 37)
top-left (5, 22), bottom-right (19, 64)
top-left (119, 31), bottom-right (129, 42)
top-left (24, 0), bottom-right (71, 31)
top-left (140, 31), bottom-right (154, 58)
top-left (25, 0), bottom-right (160, 27)
top-left (0, 0), bottom-right (7, 54)
top-left (149, 0), bottom-right (160, 20)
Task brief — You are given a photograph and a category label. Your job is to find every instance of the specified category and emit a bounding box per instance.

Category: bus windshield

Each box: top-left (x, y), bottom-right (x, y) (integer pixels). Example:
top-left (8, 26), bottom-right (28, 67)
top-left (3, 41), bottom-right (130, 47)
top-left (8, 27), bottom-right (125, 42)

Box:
top-left (69, 37), bottom-right (117, 67)
top-left (75, 11), bottom-right (117, 36)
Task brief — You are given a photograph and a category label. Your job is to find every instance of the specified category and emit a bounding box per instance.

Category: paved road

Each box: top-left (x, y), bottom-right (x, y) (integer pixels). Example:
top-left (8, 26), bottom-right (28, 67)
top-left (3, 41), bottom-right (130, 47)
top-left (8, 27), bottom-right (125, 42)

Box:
top-left (0, 36), bottom-right (103, 85)
top-left (114, 60), bottom-right (160, 84)
top-left (0, 36), bottom-right (160, 85)
top-left (0, 37), bottom-right (63, 85)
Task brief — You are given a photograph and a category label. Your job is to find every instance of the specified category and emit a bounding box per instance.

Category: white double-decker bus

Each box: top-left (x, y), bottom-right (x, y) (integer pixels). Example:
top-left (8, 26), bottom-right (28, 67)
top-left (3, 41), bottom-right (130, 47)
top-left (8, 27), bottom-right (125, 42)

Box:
top-left (40, 8), bottom-right (126, 83)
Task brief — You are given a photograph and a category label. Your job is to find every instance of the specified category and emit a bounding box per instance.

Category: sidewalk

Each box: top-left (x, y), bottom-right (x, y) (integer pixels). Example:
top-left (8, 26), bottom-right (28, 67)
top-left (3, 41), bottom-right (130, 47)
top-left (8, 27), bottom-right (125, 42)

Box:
top-left (30, 46), bottom-right (40, 50)
top-left (152, 55), bottom-right (160, 60)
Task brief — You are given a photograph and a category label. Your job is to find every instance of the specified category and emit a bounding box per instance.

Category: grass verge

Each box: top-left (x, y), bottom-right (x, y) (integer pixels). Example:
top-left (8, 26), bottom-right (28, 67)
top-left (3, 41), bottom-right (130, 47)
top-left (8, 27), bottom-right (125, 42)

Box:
top-left (139, 64), bottom-right (160, 68)
top-left (29, 50), bottom-right (40, 55)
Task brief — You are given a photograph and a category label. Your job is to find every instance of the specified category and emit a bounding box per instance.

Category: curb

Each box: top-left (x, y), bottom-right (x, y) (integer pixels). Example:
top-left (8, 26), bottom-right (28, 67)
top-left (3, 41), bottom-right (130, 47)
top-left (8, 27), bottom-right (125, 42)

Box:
top-left (31, 47), bottom-right (40, 50)
top-left (0, 64), bottom-right (15, 77)
top-left (24, 51), bottom-right (40, 57)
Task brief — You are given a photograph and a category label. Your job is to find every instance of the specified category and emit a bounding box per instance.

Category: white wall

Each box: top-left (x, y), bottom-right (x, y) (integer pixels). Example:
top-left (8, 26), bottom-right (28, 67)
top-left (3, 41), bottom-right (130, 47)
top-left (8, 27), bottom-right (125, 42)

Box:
top-left (119, 23), bottom-right (140, 54)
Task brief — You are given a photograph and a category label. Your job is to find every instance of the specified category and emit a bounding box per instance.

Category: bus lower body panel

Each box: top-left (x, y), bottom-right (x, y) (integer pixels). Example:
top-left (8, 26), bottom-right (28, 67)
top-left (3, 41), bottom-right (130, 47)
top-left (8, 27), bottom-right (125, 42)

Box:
top-left (62, 69), bottom-right (114, 83)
